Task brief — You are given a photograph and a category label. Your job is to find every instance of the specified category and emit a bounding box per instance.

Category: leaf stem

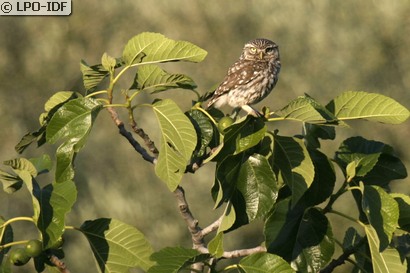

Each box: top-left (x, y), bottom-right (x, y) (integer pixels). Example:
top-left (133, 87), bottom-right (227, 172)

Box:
top-left (0, 217), bottom-right (35, 243)
top-left (84, 90), bottom-right (108, 98)
top-left (327, 209), bottom-right (361, 224)
top-left (0, 240), bottom-right (29, 249)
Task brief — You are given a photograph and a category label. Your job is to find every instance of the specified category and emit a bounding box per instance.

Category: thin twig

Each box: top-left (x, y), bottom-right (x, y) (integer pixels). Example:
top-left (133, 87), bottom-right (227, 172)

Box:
top-left (130, 117), bottom-right (159, 156)
top-left (173, 186), bottom-right (206, 273)
top-left (319, 237), bottom-right (367, 273)
top-left (49, 255), bottom-right (70, 273)
top-left (107, 107), bottom-right (156, 164)
top-left (201, 216), bottom-right (222, 236)
top-left (222, 246), bottom-right (266, 259)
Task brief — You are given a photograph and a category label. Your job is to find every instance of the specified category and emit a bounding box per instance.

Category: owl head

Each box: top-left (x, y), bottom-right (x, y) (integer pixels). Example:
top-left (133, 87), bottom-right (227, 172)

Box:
top-left (240, 38), bottom-right (279, 62)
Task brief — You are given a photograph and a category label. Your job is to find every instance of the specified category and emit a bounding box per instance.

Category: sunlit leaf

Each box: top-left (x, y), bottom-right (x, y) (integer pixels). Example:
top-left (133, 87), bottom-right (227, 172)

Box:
top-left (152, 99), bottom-right (197, 191)
top-left (34, 180), bottom-right (77, 249)
top-left (326, 91), bottom-right (410, 124)
top-left (15, 92), bottom-right (79, 153)
top-left (101, 52), bottom-right (117, 72)
top-left (3, 158), bottom-right (37, 177)
top-left (81, 218), bottom-right (154, 272)
top-left (46, 98), bottom-right (102, 182)
top-left (148, 247), bottom-right (210, 273)
top-left (364, 225), bottom-right (407, 273)
top-left (132, 64), bottom-right (197, 93)
top-left (237, 154), bottom-right (278, 221)
top-left (361, 185), bottom-right (399, 251)
top-left (122, 32), bottom-right (207, 65)
top-left (391, 193), bottom-right (410, 232)
top-left (208, 232), bottom-right (224, 258)
top-left (214, 115), bottom-right (266, 161)
top-left (276, 94), bottom-right (339, 124)
top-left (239, 252), bottom-right (295, 273)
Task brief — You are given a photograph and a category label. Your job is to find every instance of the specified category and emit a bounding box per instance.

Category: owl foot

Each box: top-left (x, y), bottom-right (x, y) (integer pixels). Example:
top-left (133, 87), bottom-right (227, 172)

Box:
top-left (241, 105), bottom-right (263, 117)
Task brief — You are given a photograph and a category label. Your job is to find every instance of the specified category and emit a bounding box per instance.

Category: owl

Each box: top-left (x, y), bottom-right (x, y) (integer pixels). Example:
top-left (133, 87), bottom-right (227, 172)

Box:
top-left (207, 38), bottom-right (281, 116)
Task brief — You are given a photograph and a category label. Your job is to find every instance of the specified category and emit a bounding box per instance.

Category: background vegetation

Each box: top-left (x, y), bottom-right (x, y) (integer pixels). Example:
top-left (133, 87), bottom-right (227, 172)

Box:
top-left (1, 1), bottom-right (409, 272)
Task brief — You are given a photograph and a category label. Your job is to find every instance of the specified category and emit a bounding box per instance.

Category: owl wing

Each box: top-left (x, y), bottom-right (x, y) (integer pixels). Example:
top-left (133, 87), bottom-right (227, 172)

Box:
top-left (208, 60), bottom-right (262, 107)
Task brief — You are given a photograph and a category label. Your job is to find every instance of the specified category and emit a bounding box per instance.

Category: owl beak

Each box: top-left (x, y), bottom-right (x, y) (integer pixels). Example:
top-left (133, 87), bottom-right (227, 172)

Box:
top-left (259, 52), bottom-right (264, 60)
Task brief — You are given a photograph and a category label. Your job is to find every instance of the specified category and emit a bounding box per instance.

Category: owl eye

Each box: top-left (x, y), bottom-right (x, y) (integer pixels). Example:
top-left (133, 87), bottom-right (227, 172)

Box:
top-left (265, 47), bottom-right (275, 54)
top-left (249, 47), bottom-right (257, 54)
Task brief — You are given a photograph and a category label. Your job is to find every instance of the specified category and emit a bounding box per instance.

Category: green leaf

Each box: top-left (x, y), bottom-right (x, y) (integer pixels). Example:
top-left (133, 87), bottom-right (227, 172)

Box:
top-left (365, 225), bottom-right (407, 273)
top-left (208, 232), bottom-right (224, 258)
top-left (213, 115), bottom-right (266, 161)
top-left (302, 149), bottom-right (336, 206)
top-left (29, 154), bottom-right (52, 175)
top-left (132, 64), bottom-right (197, 93)
top-left (46, 98), bottom-right (102, 182)
top-left (122, 32), bottom-right (207, 66)
top-left (0, 170), bottom-right (22, 193)
top-left (302, 123), bottom-right (336, 149)
top-left (361, 185), bottom-right (399, 251)
top-left (148, 247), bottom-right (210, 273)
top-left (101, 52), bottom-right (117, 72)
top-left (391, 193), bottom-right (410, 232)
top-left (265, 203), bottom-right (334, 271)
top-left (237, 154), bottom-right (278, 221)
top-left (270, 135), bottom-right (315, 206)
top-left (0, 216), bottom-right (13, 266)
top-left (219, 202), bottom-right (237, 232)
top-left (239, 252), bottom-right (296, 273)
top-left (187, 109), bottom-right (217, 158)
top-left (81, 218), bottom-right (154, 272)
top-left (326, 91), bottom-right (410, 124)
top-left (289, 208), bottom-right (334, 272)
top-left (3, 158), bottom-right (37, 177)
top-left (15, 91), bottom-right (78, 153)
top-left (152, 99), bottom-right (197, 191)
top-left (335, 137), bottom-right (407, 186)
top-left (34, 180), bottom-right (77, 249)
top-left (276, 94), bottom-right (340, 124)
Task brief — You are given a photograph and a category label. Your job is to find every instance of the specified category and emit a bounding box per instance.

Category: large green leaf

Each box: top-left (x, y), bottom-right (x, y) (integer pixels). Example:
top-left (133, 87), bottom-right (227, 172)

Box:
top-left (34, 180), bottom-right (77, 249)
top-left (276, 94), bottom-right (339, 124)
top-left (122, 32), bottom-right (207, 65)
top-left (208, 232), bottom-right (224, 258)
top-left (239, 252), bottom-right (296, 273)
top-left (265, 203), bottom-right (334, 272)
top-left (187, 109), bottom-right (217, 158)
top-left (46, 98), bottom-right (102, 182)
top-left (236, 154), bottom-right (278, 221)
top-left (80, 218), bottom-right (154, 272)
top-left (391, 193), bottom-right (410, 232)
top-left (15, 91), bottom-right (78, 153)
top-left (270, 135), bottom-right (315, 206)
top-left (80, 59), bottom-right (123, 93)
top-left (148, 247), bottom-right (210, 273)
top-left (335, 137), bottom-right (407, 186)
top-left (302, 150), bottom-right (335, 206)
top-left (152, 99), bottom-right (197, 191)
top-left (212, 115), bottom-right (266, 162)
top-left (326, 91), bottom-right (409, 124)
top-left (132, 64), bottom-right (197, 93)
top-left (361, 185), bottom-right (399, 251)
top-left (365, 225), bottom-right (407, 273)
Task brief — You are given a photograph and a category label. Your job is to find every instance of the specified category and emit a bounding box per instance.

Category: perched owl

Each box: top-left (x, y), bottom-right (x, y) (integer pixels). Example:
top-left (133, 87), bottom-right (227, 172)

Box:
top-left (207, 38), bottom-right (281, 116)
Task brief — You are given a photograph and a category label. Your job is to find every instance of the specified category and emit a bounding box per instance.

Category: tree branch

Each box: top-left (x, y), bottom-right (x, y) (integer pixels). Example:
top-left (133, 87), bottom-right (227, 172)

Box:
top-left (222, 245), bottom-right (266, 259)
top-left (129, 112), bottom-right (159, 156)
top-left (319, 237), bottom-right (367, 273)
top-left (49, 255), bottom-right (70, 273)
top-left (201, 216), bottom-right (222, 237)
top-left (106, 107), bottom-right (156, 164)
top-left (173, 186), bottom-right (205, 249)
